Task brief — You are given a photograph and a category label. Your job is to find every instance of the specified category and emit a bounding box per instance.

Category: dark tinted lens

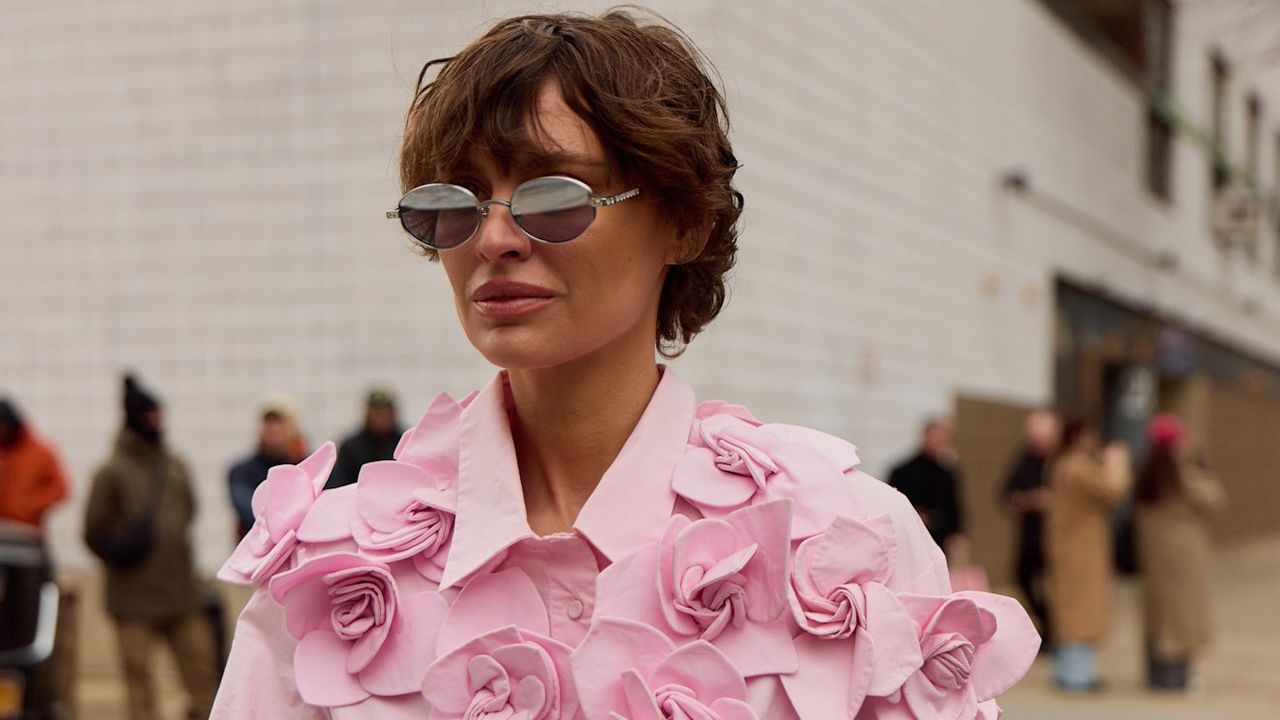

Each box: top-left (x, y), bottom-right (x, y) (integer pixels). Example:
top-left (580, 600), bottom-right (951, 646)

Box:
top-left (512, 177), bottom-right (595, 243)
top-left (398, 185), bottom-right (479, 249)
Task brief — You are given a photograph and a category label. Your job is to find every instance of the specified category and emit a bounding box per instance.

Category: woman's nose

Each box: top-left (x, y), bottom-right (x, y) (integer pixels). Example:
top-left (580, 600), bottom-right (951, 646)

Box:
top-left (473, 202), bottom-right (532, 263)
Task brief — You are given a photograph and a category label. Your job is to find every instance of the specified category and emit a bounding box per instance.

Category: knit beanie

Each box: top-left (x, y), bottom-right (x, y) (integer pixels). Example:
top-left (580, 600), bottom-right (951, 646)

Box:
top-left (123, 373), bottom-right (162, 442)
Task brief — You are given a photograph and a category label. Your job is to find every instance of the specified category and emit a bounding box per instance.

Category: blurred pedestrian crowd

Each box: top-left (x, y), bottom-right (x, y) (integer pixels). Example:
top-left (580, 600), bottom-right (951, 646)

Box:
top-left (887, 408), bottom-right (1227, 696)
top-left (1, 374), bottom-right (1227, 716)
top-left (0, 373), bottom-right (404, 719)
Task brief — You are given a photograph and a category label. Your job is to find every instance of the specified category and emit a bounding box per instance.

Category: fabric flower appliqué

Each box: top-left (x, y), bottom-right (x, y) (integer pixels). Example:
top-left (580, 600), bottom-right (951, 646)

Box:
top-left (860, 591), bottom-right (1040, 720)
top-left (269, 552), bottom-right (448, 707)
top-left (350, 459), bottom-right (456, 583)
top-left (217, 442), bottom-right (338, 586)
top-left (594, 499), bottom-right (796, 678)
top-left (571, 617), bottom-right (759, 720)
top-left (672, 413), bottom-right (862, 538)
top-left (780, 514), bottom-right (923, 719)
top-left (421, 568), bottom-right (578, 720)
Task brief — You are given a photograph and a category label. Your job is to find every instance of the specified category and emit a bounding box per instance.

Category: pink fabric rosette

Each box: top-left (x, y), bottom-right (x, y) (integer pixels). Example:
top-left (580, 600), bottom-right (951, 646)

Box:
top-left (217, 442), bottom-right (338, 586)
top-left (268, 551), bottom-right (449, 707)
top-left (286, 392), bottom-right (465, 581)
top-left (595, 500), bottom-right (796, 677)
top-left (860, 591), bottom-right (1040, 719)
top-left (571, 617), bottom-right (759, 720)
top-left (671, 412), bottom-right (862, 538)
top-left (349, 459), bottom-right (456, 582)
top-left (421, 568), bottom-right (578, 720)
top-left (780, 514), bottom-right (924, 719)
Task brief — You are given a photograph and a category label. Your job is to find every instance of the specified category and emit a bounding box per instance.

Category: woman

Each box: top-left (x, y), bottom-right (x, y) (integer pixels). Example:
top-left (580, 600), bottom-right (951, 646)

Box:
top-left (211, 10), bottom-right (1038, 719)
top-left (1135, 414), bottom-right (1225, 690)
top-left (1045, 419), bottom-right (1131, 692)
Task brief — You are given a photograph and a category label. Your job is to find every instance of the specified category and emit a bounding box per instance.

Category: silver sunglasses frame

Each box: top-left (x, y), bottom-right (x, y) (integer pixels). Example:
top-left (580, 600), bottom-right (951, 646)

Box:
top-left (386, 175), bottom-right (640, 249)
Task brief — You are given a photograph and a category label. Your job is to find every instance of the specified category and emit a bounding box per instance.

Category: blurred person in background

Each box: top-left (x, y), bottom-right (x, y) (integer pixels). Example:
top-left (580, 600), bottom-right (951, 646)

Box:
top-left (1135, 413), bottom-right (1226, 691)
top-left (0, 397), bottom-right (68, 530)
top-left (324, 386), bottom-right (402, 489)
top-left (84, 374), bottom-right (218, 720)
top-left (227, 395), bottom-right (306, 539)
top-left (888, 416), bottom-right (967, 552)
top-left (1046, 417), bottom-right (1132, 692)
top-left (1001, 408), bottom-right (1060, 647)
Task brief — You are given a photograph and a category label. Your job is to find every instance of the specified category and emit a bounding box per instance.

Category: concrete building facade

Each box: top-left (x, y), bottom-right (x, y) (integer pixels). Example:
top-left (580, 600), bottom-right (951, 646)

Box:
top-left (3, 0), bottom-right (1279, 574)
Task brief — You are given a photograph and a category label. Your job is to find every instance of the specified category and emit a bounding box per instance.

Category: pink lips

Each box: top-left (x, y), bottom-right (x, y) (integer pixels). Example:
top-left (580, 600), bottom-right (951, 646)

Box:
top-left (471, 280), bottom-right (558, 321)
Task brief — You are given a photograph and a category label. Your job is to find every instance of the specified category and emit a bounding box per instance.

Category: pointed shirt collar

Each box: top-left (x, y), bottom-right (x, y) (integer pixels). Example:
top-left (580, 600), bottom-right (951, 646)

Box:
top-left (439, 367), bottom-right (695, 588)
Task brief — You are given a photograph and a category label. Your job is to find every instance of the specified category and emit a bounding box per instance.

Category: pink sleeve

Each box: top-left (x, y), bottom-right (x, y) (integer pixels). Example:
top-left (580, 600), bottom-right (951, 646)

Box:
top-left (845, 469), bottom-right (952, 594)
top-left (211, 587), bottom-right (326, 719)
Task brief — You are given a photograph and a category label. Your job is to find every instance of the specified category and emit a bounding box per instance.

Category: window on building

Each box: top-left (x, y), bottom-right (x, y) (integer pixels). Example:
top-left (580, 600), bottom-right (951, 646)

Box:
top-left (1038, 0), bottom-right (1175, 200)
top-left (1246, 94), bottom-right (1262, 186)
top-left (1211, 53), bottom-right (1230, 192)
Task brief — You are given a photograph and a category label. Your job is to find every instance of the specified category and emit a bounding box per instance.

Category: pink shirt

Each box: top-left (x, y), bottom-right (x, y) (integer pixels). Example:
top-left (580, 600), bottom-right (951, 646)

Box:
top-left (212, 369), bottom-right (1038, 719)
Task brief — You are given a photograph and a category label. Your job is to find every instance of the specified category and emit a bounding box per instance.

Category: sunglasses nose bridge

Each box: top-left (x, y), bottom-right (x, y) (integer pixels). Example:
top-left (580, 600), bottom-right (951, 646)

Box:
top-left (476, 198), bottom-right (513, 219)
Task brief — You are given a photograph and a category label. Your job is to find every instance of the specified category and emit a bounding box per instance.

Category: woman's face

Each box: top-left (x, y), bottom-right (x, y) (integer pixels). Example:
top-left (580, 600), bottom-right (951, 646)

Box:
top-left (438, 82), bottom-right (680, 371)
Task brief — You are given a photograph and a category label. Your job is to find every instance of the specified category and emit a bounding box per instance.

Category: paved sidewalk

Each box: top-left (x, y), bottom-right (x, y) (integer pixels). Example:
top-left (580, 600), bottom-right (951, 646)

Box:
top-left (998, 534), bottom-right (1280, 719)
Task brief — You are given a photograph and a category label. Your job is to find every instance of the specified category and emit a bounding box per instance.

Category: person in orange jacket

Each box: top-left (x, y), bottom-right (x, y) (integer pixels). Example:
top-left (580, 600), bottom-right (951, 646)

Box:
top-left (0, 397), bottom-right (69, 529)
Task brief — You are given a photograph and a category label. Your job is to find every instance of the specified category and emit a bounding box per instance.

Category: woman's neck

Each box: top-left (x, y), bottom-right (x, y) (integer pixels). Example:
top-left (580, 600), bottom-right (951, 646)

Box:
top-left (507, 338), bottom-right (662, 536)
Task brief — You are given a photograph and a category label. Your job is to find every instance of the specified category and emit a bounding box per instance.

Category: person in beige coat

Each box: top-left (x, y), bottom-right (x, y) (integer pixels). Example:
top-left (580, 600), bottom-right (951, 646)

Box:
top-left (1135, 413), bottom-right (1226, 691)
top-left (1046, 418), bottom-right (1132, 692)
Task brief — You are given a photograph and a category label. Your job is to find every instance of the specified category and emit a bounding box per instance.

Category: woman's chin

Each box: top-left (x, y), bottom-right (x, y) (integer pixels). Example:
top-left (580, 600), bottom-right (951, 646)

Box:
top-left (470, 326), bottom-right (584, 372)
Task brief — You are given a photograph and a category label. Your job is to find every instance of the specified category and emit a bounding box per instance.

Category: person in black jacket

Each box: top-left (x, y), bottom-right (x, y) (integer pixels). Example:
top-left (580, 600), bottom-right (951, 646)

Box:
top-left (227, 396), bottom-right (305, 538)
top-left (325, 387), bottom-right (403, 489)
top-left (1001, 408), bottom-right (1060, 647)
top-left (888, 417), bottom-right (965, 550)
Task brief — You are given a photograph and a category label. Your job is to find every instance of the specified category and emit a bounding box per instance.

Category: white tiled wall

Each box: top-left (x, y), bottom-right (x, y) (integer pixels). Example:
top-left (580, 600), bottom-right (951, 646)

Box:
top-left (4, 0), bottom-right (1279, 572)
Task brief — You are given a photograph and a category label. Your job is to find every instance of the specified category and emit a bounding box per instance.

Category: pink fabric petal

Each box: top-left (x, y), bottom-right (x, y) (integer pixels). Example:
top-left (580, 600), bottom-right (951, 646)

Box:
top-left (244, 530), bottom-right (297, 585)
top-left (709, 614), bottom-right (798, 677)
top-left (356, 461), bottom-right (445, 532)
top-left (900, 668), bottom-right (976, 720)
top-left (272, 552), bottom-right (373, 639)
top-left (694, 400), bottom-right (759, 424)
top-left (411, 545), bottom-right (450, 583)
top-left (571, 618), bottom-right (676, 720)
top-left (262, 464), bottom-right (313, 543)
top-left (395, 392), bottom-right (461, 476)
top-left (421, 626), bottom-right (524, 713)
top-left (647, 641), bottom-right (747, 705)
top-left (863, 583), bottom-right (925, 697)
top-left (975, 699), bottom-right (1002, 720)
top-left (595, 542), bottom-right (672, 634)
top-left (435, 568), bottom-right (549, 656)
top-left (711, 697), bottom-right (761, 720)
top-left (298, 442), bottom-right (338, 494)
top-left (619, 669), bottom-right (665, 720)
top-left (725, 500), bottom-right (792, 622)
top-left (764, 423), bottom-right (861, 473)
top-left (294, 629), bottom-right (369, 707)
top-left (296, 484), bottom-right (356, 543)
top-left (807, 515), bottom-right (894, 595)
top-left (955, 591), bottom-right (1040, 701)
top-left (671, 519), bottom-right (740, 576)
top-left (357, 591), bottom-right (449, 697)
top-left (764, 444), bottom-right (857, 539)
top-left (782, 633), bottom-right (869, 720)
top-left (521, 632), bottom-right (580, 720)
top-left (672, 448), bottom-right (759, 509)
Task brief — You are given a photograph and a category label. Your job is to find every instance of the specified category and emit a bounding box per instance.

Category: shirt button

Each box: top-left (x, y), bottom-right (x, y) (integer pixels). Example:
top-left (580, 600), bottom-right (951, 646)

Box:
top-left (566, 599), bottom-right (584, 620)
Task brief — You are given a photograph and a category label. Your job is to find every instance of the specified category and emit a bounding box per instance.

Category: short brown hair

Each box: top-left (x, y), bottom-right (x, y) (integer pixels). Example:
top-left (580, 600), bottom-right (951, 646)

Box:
top-left (398, 8), bottom-right (742, 356)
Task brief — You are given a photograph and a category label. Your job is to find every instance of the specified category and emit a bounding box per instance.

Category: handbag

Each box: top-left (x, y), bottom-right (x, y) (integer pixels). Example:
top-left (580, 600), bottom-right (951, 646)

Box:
top-left (87, 462), bottom-right (165, 569)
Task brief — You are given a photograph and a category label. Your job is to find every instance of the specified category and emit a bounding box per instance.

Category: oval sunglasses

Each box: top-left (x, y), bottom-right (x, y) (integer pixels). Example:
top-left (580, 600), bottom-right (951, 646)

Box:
top-left (386, 175), bottom-right (640, 250)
